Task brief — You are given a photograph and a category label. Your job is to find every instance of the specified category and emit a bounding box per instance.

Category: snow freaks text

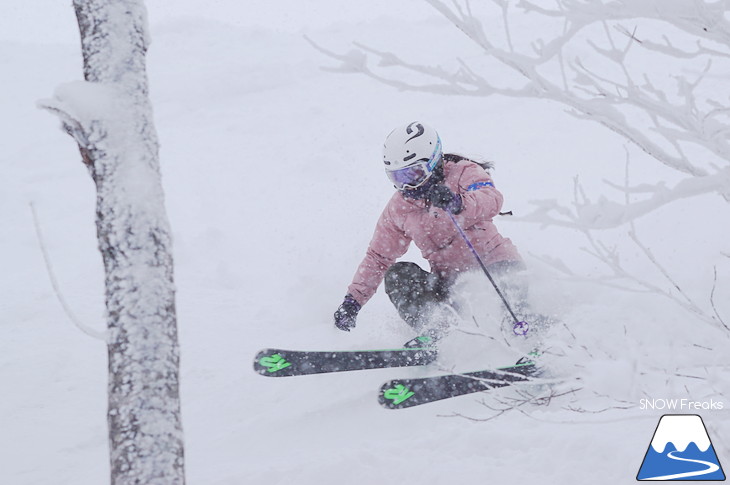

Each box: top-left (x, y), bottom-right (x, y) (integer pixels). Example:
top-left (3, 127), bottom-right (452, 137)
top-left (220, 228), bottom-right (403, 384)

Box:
top-left (640, 399), bottom-right (724, 411)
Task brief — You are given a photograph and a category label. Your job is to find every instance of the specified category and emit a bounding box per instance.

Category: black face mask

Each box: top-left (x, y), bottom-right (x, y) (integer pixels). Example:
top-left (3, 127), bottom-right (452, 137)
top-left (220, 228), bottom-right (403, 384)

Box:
top-left (400, 165), bottom-right (444, 200)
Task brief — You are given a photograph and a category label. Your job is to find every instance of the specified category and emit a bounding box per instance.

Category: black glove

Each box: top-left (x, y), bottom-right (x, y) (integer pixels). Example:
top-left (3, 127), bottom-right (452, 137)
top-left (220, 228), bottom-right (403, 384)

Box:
top-left (334, 295), bottom-right (361, 331)
top-left (428, 184), bottom-right (462, 214)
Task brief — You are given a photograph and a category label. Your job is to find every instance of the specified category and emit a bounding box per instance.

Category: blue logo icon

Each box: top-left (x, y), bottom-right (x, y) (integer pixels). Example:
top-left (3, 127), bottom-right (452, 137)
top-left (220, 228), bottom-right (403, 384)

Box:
top-left (637, 414), bottom-right (726, 481)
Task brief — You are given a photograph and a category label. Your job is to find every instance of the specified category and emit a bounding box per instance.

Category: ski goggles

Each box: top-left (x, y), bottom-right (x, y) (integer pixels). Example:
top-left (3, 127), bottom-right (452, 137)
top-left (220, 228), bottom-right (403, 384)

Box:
top-left (386, 144), bottom-right (442, 190)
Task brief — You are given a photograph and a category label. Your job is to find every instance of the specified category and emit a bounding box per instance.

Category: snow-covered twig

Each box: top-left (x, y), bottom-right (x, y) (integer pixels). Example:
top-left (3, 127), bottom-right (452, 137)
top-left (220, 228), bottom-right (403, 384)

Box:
top-left (579, 226), bottom-right (722, 327)
top-left (535, 153), bottom-right (729, 333)
top-left (519, 168), bottom-right (729, 230)
top-left (529, 252), bottom-right (654, 293)
top-left (564, 403), bottom-right (635, 414)
top-left (29, 202), bottom-right (107, 341)
top-left (438, 386), bottom-right (582, 421)
top-left (710, 266), bottom-right (730, 332)
top-left (628, 228), bottom-right (699, 308)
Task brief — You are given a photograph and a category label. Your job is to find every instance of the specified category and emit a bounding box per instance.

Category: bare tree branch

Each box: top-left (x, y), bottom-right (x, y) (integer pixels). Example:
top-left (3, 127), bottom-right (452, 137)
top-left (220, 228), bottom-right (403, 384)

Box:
top-left (29, 202), bottom-right (107, 341)
top-left (710, 266), bottom-right (730, 332)
top-left (311, 0), bottom-right (730, 213)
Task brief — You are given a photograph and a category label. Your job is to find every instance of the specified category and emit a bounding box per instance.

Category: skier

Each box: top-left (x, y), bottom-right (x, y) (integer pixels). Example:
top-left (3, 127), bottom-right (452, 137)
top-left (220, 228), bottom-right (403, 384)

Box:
top-left (333, 121), bottom-right (529, 342)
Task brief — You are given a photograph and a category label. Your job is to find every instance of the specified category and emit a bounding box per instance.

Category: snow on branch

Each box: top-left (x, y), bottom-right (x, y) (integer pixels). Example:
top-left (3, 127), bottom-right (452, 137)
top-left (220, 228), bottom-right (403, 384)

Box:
top-left (38, 81), bottom-right (121, 171)
top-left (304, 35), bottom-right (536, 97)
top-left (527, 151), bottom-right (730, 334)
top-left (310, 0), bottom-right (730, 222)
top-left (30, 202), bottom-right (107, 341)
top-left (519, 167), bottom-right (730, 230)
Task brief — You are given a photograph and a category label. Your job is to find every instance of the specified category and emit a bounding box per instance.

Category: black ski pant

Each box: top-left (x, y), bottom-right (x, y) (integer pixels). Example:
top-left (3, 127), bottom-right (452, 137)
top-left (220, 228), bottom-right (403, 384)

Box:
top-left (384, 260), bottom-right (528, 331)
top-left (384, 262), bottom-right (451, 330)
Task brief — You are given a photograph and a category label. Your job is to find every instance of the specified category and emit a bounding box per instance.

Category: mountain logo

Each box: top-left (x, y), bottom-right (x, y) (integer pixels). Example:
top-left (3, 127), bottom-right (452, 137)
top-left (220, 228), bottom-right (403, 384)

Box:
top-left (637, 414), bottom-right (726, 481)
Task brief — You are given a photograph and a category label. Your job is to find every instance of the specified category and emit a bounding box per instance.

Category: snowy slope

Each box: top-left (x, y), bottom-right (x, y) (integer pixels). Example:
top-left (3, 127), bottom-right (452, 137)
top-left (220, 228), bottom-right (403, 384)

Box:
top-left (2, 2), bottom-right (729, 484)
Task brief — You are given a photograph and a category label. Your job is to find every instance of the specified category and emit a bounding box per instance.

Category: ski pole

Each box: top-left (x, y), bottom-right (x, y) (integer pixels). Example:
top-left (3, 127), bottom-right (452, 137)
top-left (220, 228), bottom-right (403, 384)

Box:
top-left (446, 211), bottom-right (528, 335)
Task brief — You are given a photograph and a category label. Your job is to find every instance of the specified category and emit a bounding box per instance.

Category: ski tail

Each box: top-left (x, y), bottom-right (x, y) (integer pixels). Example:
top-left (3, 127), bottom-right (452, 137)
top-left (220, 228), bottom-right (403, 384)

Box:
top-left (254, 347), bottom-right (438, 377)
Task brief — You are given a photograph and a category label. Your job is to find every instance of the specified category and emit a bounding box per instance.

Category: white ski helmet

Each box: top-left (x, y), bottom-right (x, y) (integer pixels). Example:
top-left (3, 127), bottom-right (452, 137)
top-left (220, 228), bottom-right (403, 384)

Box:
top-left (383, 121), bottom-right (442, 190)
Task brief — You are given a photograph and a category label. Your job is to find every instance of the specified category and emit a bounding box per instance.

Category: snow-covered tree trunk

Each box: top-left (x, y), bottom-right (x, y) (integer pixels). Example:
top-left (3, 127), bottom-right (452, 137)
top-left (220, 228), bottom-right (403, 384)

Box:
top-left (39, 1), bottom-right (185, 483)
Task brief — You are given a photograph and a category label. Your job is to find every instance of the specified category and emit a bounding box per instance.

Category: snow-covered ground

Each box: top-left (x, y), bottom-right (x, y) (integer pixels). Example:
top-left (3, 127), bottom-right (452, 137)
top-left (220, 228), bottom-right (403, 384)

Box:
top-left (2, 2), bottom-right (728, 484)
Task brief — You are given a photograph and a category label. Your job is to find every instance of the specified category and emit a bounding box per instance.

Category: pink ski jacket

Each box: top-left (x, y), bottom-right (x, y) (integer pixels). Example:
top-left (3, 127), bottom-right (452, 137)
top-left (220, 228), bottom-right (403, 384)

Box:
top-left (347, 159), bottom-right (522, 306)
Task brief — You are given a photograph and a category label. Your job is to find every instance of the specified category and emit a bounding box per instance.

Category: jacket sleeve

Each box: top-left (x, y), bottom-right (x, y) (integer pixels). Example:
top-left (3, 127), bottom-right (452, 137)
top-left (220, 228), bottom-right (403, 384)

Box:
top-left (347, 201), bottom-right (411, 306)
top-left (453, 162), bottom-right (504, 225)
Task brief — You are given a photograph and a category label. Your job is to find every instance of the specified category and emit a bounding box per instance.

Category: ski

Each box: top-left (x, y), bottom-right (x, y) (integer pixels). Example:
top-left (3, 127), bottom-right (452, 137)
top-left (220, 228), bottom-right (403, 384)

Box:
top-left (253, 346), bottom-right (438, 377)
top-left (378, 362), bottom-right (537, 409)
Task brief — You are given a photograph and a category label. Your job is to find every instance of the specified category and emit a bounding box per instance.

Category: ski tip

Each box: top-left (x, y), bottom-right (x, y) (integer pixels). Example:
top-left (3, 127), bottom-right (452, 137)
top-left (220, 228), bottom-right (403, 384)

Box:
top-left (496, 362), bottom-right (539, 377)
